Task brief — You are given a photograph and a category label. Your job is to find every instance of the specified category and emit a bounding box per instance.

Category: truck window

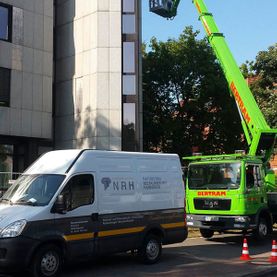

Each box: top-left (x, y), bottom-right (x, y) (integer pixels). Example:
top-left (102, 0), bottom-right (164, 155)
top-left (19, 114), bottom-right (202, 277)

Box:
top-left (246, 165), bottom-right (262, 189)
top-left (188, 162), bottom-right (241, 190)
top-left (61, 174), bottom-right (94, 211)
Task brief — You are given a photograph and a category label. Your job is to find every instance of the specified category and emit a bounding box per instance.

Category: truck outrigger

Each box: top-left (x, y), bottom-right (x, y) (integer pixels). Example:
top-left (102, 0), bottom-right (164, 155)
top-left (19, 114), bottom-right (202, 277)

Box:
top-left (150, 0), bottom-right (277, 239)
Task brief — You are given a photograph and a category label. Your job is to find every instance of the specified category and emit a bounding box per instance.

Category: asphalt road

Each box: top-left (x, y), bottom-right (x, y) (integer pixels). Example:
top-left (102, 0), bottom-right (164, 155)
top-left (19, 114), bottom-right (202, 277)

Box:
top-left (2, 232), bottom-right (277, 276)
top-left (60, 232), bottom-right (277, 277)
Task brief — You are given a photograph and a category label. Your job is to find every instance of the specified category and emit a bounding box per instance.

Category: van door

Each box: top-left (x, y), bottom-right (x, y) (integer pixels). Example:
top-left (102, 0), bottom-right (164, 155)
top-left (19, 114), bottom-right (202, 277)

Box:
top-left (54, 173), bottom-right (97, 259)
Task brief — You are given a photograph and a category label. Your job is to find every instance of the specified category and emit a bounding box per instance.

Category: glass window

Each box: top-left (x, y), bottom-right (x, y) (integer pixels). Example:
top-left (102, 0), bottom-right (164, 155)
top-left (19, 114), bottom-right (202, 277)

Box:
top-left (123, 0), bottom-right (135, 12)
top-left (0, 67), bottom-right (11, 107)
top-left (0, 4), bottom-right (11, 41)
top-left (1, 174), bottom-right (65, 206)
top-left (188, 162), bottom-right (241, 190)
top-left (246, 165), bottom-right (262, 189)
top-left (123, 103), bottom-right (136, 151)
top-left (123, 14), bottom-right (136, 34)
top-left (123, 42), bottom-right (135, 73)
top-left (0, 145), bottom-right (13, 191)
top-left (123, 75), bottom-right (136, 95)
top-left (61, 174), bottom-right (94, 211)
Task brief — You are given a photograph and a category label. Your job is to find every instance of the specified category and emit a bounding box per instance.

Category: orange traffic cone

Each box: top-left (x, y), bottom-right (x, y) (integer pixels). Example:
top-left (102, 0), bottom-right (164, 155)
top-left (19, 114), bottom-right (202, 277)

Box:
top-left (240, 238), bottom-right (251, 261)
top-left (269, 240), bottom-right (277, 262)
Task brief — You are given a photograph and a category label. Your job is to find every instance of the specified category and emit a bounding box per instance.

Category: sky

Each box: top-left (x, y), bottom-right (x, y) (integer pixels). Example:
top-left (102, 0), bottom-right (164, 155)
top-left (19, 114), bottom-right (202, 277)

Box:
top-left (142, 0), bottom-right (277, 65)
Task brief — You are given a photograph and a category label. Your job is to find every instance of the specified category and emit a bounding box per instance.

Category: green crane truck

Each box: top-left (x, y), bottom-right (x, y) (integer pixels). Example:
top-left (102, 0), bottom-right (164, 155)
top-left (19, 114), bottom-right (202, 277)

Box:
top-left (149, 0), bottom-right (277, 239)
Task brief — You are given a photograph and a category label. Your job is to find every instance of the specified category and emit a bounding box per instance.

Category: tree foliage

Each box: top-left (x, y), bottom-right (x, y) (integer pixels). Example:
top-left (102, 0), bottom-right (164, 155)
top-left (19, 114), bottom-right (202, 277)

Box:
top-left (143, 27), bottom-right (244, 156)
top-left (241, 43), bottom-right (277, 128)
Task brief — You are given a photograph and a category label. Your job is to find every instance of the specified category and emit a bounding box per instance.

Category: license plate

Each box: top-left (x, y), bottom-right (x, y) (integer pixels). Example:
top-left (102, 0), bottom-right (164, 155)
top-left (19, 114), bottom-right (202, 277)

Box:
top-left (205, 216), bottom-right (219, 221)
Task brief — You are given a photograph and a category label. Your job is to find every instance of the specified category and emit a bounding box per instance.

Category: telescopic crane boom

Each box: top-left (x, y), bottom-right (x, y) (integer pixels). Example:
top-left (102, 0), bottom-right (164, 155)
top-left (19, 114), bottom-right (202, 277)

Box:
top-left (149, 0), bottom-right (277, 163)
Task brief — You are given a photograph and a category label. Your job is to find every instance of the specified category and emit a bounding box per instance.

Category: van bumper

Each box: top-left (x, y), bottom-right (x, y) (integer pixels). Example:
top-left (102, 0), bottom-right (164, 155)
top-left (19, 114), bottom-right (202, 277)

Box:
top-left (186, 214), bottom-right (255, 231)
top-left (0, 236), bottom-right (38, 273)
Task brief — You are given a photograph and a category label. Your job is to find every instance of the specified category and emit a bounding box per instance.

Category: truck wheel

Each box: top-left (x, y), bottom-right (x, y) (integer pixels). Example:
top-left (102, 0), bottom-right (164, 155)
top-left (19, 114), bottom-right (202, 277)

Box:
top-left (254, 217), bottom-right (269, 240)
top-left (200, 228), bottom-right (214, 239)
top-left (139, 234), bottom-right (162, 264)
top-left (30, 244), bottom-right (62, 277)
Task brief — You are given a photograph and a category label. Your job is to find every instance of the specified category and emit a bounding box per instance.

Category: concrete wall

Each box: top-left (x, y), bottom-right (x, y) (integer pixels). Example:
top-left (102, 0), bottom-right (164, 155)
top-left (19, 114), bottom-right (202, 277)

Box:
top-left (0, 0), bottom-right (53, 139)
top-left (55, 0), bottom-right (122, 150)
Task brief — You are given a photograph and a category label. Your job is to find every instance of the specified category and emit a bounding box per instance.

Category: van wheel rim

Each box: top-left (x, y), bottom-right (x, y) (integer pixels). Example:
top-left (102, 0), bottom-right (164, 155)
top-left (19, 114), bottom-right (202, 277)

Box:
top-left (41, 251), bottom-right (59, 276)
top-left (146, 240), bottom-right (159, 260)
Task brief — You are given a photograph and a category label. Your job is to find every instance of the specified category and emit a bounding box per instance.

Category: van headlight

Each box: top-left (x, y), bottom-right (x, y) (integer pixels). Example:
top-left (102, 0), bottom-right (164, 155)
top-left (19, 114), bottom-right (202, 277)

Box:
top-left (0, 220), bottom-right (27, 238)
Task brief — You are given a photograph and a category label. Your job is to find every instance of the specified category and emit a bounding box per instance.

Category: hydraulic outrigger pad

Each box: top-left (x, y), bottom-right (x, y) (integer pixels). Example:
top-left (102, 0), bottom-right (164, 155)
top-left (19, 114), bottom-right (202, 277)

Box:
top-left (149, 0), bottom-right (178, 18)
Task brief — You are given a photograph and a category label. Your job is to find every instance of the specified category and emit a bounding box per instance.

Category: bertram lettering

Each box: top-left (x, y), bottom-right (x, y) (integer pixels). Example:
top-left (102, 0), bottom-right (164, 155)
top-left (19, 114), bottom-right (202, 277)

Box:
top-left (101, 177), bottom-right (135, 191)
top-left (197, 191), bottom-right (226, 197)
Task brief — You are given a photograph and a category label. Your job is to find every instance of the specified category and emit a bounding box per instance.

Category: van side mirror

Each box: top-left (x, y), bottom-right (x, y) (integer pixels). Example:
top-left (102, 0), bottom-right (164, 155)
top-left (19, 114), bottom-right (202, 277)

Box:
top-left (53, 195), bottom-right (66, 214)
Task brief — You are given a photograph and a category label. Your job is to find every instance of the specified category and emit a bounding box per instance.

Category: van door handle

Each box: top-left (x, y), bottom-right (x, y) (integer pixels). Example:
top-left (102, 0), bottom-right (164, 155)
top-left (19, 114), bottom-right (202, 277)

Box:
top-left (91, 213), bottom-right (99, 221)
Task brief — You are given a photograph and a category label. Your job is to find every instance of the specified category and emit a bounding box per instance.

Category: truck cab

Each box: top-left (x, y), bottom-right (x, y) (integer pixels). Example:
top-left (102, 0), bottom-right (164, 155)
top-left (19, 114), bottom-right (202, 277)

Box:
top-left (185, 154), bottom-right (274, 239)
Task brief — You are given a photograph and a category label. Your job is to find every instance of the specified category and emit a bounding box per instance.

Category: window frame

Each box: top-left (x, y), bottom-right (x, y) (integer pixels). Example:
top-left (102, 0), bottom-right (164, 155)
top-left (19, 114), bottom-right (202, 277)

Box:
top-left (61, 174), bottom-right (95, 212)
top-left (0, 2), bottom-right (12, 42)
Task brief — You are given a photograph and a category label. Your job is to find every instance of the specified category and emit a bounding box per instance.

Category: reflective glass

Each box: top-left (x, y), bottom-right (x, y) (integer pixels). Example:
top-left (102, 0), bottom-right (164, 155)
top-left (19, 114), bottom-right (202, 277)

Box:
top-left (123, 75), bottom-right (136, 95)
top-left (123, 42), bottom-right (135, 73)
top-left (123, 0), bottom-right (135, 12)
top-left (123, 103), bottom-right (136, 151)
top-left (0, 6), bottom-right (9, 40)
top-left (123, 14), bottom-right (136, 34)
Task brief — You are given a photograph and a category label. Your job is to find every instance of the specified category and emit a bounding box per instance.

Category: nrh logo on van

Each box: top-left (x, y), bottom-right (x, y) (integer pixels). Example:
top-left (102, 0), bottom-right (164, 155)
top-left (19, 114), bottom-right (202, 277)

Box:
top-left (101, 177), bottom-right (135, 192)
top-left (197, 191), bottom-right (226, 197)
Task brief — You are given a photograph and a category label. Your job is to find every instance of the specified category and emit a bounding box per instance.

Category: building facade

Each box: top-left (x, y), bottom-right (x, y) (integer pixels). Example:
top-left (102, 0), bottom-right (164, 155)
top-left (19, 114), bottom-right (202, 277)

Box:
top-left (0, 0), bottom-right (142, 176)
top-left (55, 0), bottom-right (142, 151)
top-left (0, 0), bottom-right (53, 175)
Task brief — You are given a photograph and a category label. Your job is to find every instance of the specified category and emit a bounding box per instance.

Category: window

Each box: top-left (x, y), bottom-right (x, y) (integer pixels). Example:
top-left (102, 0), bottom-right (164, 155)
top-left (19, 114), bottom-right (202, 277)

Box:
top-left (123, 103), bottom-right (136, 151)
top-left (123, 42), bottom-right (135, 73)
top-left (123, 15), bottom-right (136, 34)
top-left (246, 165), bottom-right (262, 189)
top-left (0, 67), bottom-right (11, 107)
top-left (188, 163), bottom-right (241, 190)
top-left (123, 0), bottom-right (135, 12)
top-left (123, 75), bottom-right (136, 95)
top-left (2, 174), bottom-right (65, 206)
top-left (0, 3), bottom-right (12, 41)
top-left (61, 174), bottom-right (94, 211)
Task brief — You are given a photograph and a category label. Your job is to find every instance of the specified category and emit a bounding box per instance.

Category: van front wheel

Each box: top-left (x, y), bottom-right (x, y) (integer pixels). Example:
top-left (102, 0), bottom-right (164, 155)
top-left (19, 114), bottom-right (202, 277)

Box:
top-left (30, 244), bottom-right (62, 277)
top-left (139, 234), bottom-right (162, 264)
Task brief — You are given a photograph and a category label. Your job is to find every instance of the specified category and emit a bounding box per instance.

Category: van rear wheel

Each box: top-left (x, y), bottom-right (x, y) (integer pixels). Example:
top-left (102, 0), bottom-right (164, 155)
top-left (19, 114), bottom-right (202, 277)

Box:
top-left (139, 234), bottom-right (162, 264)
top-left (30, 244), bottom-right (62, 277)
top-left (200, 228), bottom-right (214, 239)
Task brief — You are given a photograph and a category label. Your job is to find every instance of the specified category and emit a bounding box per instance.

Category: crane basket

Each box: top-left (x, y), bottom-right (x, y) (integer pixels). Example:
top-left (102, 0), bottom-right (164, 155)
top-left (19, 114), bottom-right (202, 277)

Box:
top-left (149, 0), bottom-right (174, 18)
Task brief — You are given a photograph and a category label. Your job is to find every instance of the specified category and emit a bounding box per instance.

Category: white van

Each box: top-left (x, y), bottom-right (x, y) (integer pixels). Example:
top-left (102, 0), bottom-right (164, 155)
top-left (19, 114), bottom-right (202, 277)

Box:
top-left (0, 150), bottom-right (187, 277)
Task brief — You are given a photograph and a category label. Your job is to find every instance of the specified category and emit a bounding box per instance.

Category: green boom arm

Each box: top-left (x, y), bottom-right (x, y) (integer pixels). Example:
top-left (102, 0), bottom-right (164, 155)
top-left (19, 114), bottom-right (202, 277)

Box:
top-left (149, 0), bottom-right (277, 162)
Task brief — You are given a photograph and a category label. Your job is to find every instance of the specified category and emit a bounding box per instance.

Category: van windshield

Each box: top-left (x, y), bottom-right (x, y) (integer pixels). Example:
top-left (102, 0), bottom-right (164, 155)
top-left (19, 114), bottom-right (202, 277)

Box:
top-left (1, 174), bottom-right (65, 206)
top-left (188, 162), bottom-right (241, 190)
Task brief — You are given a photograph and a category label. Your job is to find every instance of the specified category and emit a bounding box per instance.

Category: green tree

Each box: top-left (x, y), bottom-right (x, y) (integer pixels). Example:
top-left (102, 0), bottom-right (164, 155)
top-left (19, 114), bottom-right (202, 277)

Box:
top-left (243, 44), bottom-right (277, 128)
top-left (143, 27), bottom-right (244, 156)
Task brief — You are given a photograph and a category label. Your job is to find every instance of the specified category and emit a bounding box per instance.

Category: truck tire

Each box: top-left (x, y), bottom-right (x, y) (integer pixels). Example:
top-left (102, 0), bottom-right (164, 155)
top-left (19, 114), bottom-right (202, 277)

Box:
top-left (254, 217), bottom-right (269, 240)
top-left (30, 244), bottom-right (62, 277)
top-left (200, 228), bottom-right (214, 239)
top-left (139, 234), bottom-right (162, 264)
